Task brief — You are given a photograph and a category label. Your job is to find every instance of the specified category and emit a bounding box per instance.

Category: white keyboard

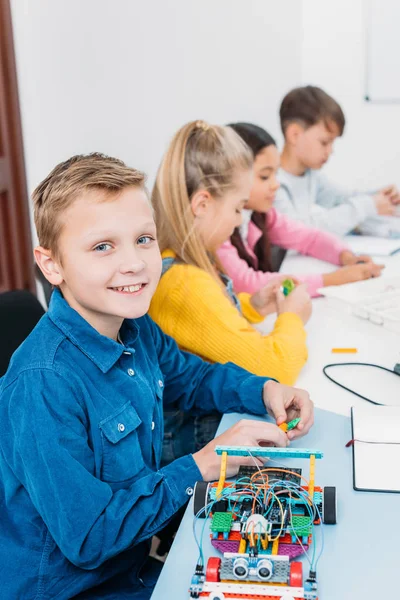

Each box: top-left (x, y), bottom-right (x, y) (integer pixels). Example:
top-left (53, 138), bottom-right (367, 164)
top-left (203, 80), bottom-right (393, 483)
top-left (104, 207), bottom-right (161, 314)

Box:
top-left (352, 280), bottom-right (400, 333)
top-left (318, 276), bottom-right (400, 334)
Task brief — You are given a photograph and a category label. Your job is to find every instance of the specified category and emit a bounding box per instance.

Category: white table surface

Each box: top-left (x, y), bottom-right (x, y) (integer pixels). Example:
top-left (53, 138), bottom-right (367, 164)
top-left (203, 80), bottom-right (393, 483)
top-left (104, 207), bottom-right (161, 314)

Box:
top-left (151, 243), bottom-right (400, 600)
top-left (152, 408), bottom-right (400, 600)
top-left (258, 251), bottom-right (400, 416)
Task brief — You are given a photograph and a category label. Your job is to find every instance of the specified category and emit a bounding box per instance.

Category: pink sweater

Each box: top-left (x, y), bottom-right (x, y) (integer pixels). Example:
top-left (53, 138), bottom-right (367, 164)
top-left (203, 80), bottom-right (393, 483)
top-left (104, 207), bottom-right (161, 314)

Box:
top-left (217, 207), bottom-right (349, 297)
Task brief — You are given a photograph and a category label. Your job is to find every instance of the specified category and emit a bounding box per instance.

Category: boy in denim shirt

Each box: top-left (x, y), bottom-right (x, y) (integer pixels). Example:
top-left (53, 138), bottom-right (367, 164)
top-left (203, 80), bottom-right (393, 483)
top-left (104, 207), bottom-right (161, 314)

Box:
top-left (0, 154), bottom-right (313, 599)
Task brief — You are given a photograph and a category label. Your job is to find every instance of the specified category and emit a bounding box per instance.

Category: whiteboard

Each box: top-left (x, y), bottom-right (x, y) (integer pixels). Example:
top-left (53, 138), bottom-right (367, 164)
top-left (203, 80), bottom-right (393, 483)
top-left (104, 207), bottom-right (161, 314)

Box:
top-left (365, 0), bottom-right (400, 102)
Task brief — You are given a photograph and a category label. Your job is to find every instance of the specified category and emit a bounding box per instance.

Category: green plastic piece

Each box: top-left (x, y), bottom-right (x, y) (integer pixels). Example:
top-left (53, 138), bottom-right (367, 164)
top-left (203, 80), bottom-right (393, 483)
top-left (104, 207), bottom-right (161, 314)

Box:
top-left (282, 278), bottom-right (295, 296)
top-left (287, 417), bottom-right (301, 431)
top-left (290, 515), bottom-right (312, 537)
top-left (211, 511), bottom-right (233, 533)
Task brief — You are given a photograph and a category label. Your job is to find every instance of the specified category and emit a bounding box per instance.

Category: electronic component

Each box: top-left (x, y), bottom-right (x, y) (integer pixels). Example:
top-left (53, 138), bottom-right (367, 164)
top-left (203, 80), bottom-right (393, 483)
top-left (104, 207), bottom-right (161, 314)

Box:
top-left (190, 446), bottom-right (335, 600)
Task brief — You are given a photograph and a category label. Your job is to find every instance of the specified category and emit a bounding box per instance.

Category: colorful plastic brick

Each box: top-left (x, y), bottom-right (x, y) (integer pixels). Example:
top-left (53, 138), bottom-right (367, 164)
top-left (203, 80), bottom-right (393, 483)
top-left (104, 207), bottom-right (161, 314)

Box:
top-left (271, 538), bottom-right (279, 555)
top-left (287, 417), bottom-right (301, 431)
top-left (278, 543), bottom-right (309, 559)
top-left (309, 453), bottom-right (316, 500)
top-left (215, 446), bottom-right (323, 459)
top-left (279, 417), bottom-right (300, 433)
top-left (210, 539), bottom-right (240, 554)
top-left (290, 515), bottom-right (313, 538)
top-left (211, 512), bottom-right (233, 533)
top-left (281, 278), bottom-right (295, 296)
top-left (216, 450), bottom-right (227, 498)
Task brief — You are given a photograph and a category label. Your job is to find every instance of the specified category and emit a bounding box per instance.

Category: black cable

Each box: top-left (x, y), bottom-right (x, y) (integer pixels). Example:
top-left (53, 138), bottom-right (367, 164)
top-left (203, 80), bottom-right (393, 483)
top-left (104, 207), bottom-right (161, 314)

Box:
top-left (322, 362), bottom-right (400, 405)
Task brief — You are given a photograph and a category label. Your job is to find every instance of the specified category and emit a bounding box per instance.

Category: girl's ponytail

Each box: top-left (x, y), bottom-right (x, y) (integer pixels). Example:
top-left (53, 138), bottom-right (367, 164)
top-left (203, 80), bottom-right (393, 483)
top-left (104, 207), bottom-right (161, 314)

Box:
top-left (152, 120), bottom-right (253, 280)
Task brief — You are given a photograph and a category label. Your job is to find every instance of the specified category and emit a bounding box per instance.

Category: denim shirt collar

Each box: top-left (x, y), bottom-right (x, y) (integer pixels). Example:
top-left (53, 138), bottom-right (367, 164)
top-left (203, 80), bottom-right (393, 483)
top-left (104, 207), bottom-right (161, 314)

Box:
top-left (47, 289), bottom-right (140, 373)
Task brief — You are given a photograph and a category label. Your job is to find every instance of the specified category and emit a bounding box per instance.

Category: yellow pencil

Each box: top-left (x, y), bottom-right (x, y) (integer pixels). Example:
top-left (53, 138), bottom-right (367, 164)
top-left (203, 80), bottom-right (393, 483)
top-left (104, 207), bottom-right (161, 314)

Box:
top-left (331, 348), bottom-right (358, 353)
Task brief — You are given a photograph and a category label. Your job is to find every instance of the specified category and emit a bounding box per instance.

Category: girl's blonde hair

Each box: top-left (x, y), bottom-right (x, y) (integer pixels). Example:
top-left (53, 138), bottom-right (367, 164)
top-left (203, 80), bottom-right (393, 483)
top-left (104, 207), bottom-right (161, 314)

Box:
top-left (152, 120), bottom-right (253, 280)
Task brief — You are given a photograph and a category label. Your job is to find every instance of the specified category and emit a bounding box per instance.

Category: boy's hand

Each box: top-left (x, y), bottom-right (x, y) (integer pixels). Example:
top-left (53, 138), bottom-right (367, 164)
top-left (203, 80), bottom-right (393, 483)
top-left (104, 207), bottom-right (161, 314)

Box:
top-left (323, 262), bottom-right (384, 287)
top-left (339, 250), bottom-right (373, 266)
top-left (193, 419), bottom-right (288, 481)
top-left (381, 184), bottom-right (400, 205)
top-left (263, 379), bottom-right (314, 441)
top-left (374, 191), bottom-right (397, 216)
top-left (276, 283), bottom-right (312, 325)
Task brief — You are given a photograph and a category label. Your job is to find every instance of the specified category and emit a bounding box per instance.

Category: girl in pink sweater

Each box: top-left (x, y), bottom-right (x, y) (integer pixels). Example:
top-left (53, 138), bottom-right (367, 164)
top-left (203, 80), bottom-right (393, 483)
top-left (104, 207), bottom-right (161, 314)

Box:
top-left (217, 123), bottom-right (384, 297)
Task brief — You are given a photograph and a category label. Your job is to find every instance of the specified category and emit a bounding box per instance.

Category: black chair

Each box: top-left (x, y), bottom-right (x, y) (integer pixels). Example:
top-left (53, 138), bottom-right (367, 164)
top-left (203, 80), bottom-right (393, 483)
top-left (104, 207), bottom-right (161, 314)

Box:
top-left (0, 289), bottom-right (45, 376)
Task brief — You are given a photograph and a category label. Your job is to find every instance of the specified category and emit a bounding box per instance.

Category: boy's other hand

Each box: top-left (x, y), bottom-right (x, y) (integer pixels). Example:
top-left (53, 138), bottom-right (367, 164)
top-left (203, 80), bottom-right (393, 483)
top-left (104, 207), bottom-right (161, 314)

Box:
top-left (374, 191), bottom-right (397, 216)
top-left (276, 283), bottom-right (312, 325)
top-left (192, 419), bottom-right (288, 481)
top-left (263, 379), bottom-right (314, 441)
top-left (339, 250), bottom-right (373, 266)
top-left (381, 184), bottom-right (400, 206)
top-left (323, 262), bottom-right (384, 287)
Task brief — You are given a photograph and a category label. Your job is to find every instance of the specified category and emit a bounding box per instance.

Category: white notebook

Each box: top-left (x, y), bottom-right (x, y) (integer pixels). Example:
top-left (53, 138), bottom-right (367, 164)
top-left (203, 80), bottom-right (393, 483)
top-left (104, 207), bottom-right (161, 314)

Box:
top-left (344, 234), bottom-right (400, 257)
top-left (351, 405), bottom-right (400, 493)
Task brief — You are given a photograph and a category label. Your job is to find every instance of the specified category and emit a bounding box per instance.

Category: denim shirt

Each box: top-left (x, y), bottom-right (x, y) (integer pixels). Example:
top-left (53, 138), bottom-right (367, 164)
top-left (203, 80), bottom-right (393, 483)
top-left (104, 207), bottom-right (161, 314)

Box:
top-left (0, 289), bottom-right (270, 599)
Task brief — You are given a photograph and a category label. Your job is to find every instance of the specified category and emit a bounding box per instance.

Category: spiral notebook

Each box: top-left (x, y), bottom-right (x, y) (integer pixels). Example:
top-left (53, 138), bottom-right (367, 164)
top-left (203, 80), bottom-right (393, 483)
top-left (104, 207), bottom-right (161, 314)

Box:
top-left (351, 405), bottom-right (400, 493)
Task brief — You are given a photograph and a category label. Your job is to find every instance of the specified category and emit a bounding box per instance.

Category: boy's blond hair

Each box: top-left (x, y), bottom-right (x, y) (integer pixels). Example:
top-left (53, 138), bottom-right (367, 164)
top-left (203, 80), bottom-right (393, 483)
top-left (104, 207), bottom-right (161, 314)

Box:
top-left (33, 153), bottom-right (146, 256)
top-left (152, 120), bottom-right (253, 282)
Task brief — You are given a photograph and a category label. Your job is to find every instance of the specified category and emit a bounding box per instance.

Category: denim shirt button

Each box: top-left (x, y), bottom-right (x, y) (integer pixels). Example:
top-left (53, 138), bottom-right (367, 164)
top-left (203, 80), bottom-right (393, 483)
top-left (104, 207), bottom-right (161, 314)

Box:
top-left (127, 368), bottom-right (135, 376)
top-left (158, 380), bottom-right (163, 388)
top-left (185, 487), bottom-right (194, 496)
top-left (117, 423), bottom-right (125, 433)
top-left (151, 421), bottom-right (155, 430)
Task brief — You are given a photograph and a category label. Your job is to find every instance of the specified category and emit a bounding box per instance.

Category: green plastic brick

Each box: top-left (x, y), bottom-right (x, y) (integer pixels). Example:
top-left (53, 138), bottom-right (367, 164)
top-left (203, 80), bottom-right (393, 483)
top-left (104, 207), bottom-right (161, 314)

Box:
top-left (290, 515), bottom-right (312, 537)
top-left (287, 417), bottom-right (301, 431)
top-left (282, 278), bottom-right (295, 296)
top-left (211, 512), bottom-right (233, 533)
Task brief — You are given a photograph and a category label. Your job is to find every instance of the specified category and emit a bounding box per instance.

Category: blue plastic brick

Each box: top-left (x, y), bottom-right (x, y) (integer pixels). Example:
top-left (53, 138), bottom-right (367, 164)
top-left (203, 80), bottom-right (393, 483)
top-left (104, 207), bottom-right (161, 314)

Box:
top-left (313, 491), bottom-right (323, 504)
top-left (215, 446), bottom-right (323, 459)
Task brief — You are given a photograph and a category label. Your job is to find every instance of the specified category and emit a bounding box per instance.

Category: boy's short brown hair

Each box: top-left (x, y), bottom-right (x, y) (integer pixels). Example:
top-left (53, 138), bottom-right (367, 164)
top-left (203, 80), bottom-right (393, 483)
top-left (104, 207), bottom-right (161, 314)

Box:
top-left (280, 85), bottom-right (345, 137)
top-left (33, 153), bottom-right (146, 256)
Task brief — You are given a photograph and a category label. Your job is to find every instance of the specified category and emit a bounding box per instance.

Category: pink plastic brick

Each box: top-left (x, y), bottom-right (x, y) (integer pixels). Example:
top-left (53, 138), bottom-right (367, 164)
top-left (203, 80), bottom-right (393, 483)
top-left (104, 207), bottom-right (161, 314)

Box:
top-left (211, 539), bottom-right (240, 553)
top-left (278, 544), bottom-right (308, 559)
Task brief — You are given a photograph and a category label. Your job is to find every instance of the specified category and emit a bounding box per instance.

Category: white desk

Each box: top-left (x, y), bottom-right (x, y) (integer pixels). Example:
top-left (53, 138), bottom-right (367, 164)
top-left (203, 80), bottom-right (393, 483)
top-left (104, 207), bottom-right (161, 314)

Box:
top-left (151, 247), bottom-right (400, 600)
top-left (258, 252), bottom-right (400, 416)
top-left (152, 408), bottom-right (400, 600)
top-left (281, 250), bottom-right (400, 280)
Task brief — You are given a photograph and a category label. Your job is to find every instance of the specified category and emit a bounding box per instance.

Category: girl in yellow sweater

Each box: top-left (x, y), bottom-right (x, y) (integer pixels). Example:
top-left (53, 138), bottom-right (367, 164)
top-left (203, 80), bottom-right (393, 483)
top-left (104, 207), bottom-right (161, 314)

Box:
top-left (149, 121), bottom-right (311, 461)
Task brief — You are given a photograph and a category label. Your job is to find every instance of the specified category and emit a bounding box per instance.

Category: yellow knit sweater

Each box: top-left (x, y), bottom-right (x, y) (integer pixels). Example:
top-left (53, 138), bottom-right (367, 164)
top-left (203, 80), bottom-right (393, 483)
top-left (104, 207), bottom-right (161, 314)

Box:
top-left (148, 250), bottom-right (308, 385)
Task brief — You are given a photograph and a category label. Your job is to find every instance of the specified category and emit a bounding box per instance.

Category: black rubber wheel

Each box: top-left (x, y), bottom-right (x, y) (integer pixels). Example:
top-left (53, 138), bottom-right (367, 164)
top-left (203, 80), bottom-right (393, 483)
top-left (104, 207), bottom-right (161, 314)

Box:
top-left (193, 481), bottom-right (210, 518)
top-left (323, 486), bottom-right (337, 524)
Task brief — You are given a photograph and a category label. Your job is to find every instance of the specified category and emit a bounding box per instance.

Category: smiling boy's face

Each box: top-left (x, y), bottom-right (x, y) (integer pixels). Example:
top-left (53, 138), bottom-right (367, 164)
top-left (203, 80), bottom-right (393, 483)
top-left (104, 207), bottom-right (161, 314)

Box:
top-left (37, 186), bottom-right (162, 338)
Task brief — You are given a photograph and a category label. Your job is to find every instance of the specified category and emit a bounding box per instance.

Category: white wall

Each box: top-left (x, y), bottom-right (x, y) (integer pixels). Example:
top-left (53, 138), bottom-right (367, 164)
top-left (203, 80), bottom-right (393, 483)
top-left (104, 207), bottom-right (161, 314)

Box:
top-left (11, 0), bottom-right (302, 243)
top-left (302, 0), bottom-right (400, 190)
top-left (12, 0), bottom-right (400, 229)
